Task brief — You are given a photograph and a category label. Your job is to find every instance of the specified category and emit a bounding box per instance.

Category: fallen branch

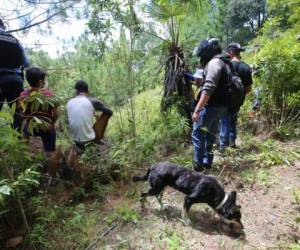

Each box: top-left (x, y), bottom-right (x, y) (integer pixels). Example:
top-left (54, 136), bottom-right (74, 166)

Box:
top-left (84, 222), bottom-right (119, 250)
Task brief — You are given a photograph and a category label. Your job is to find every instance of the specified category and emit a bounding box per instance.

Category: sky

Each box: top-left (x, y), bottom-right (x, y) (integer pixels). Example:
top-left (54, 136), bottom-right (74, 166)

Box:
top-left (1, 0), bottom-right (157, 58)
top-left (1, 0), bottom-right (88, 58)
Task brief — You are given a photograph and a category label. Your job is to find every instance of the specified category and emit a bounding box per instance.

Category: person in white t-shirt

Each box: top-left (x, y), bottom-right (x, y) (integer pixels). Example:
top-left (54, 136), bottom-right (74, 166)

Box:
top-left (67, 80), bottom-right (113, 150)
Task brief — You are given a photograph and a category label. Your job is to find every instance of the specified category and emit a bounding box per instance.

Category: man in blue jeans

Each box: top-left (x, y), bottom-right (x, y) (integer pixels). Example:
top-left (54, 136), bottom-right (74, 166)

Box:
top-left (219, 43), bottom-right (253, 150)
top-left (192, 38), bottom-right (228, 171)
top-left (0, 19), bottom-right (30, 131)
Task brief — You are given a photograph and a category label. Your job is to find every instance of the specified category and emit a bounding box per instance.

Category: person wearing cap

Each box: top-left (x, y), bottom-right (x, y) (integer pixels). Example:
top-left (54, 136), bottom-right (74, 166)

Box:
top-left (191, 38), bottom-right (228, 171)
top-left (0, 19), bottom-right (30, 131)
top-left (219, 43), bottom-right (253, 150)
top-left (67, 80), bottom-right (113, 150)
top-left (189, 68), bottom-right (204, 109)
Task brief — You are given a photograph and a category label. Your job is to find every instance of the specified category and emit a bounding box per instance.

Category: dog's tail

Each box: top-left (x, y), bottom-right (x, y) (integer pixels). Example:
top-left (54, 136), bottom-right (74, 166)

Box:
top-left (132, 168), bottom-right (151, 182)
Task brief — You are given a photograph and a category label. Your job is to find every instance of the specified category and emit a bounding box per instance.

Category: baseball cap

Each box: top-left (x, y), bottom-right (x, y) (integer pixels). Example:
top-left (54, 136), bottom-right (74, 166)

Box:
top-left (193, 68), bottom-right (204, 79)
top-left (227, 43), bottom-right (245, 52)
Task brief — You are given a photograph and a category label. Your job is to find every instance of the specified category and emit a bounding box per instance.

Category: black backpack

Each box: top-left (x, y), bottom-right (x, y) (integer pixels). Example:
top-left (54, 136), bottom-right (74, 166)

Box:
top-left (0, 31), bottom-right (25, 68)
top-left (218, 56), bottom-right (244, 112)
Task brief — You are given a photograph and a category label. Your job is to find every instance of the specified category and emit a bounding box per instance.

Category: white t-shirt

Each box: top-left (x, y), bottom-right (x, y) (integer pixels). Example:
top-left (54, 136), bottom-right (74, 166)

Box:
top-left (67, 95), bottom-right (95, 142)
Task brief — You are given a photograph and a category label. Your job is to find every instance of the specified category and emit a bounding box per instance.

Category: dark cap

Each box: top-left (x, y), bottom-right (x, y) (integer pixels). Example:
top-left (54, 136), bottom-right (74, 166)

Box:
top-left (227, 43), bottom-right (245, 52)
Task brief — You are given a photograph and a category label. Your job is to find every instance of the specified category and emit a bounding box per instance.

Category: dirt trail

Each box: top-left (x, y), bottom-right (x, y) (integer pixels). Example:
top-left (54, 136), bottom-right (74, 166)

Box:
top-left (92, 161), bottom-right (300, 250)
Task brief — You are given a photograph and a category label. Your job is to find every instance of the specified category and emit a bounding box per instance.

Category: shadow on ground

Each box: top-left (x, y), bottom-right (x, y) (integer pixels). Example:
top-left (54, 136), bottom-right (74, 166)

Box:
top-left (149, 205), bottom-right (245, 239)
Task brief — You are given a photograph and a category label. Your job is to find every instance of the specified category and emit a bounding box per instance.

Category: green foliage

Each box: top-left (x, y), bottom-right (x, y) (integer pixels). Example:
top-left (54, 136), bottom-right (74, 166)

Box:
top-left (226, 0), bottom-right (267, 39)
top-left (292, 188), bottom-right (300, 205)
top-left (20, 90), bottom-right (60, 132)
top-left (253, 31), bottom-right (300, 125)
top-left (109, 88), bottom-right (189, 167)
top-left (0, 111), bottom-right (40, 244)
top-left (166, 232), bottom-right (183, 250)
top-left (290, 243), bottom-right (300, 250)
top-left (161, 230), bottom-right (184, 250)
top-left (248, 0), bottom-right (300, 126)
top-left (29, 201), bottom-right (96, 249)
top-left (104, 203), bottom-right (140, 225)
top-left (217, 135), bottom-right (300, 186)
top-left (0, 112), bottom-right (40, 200)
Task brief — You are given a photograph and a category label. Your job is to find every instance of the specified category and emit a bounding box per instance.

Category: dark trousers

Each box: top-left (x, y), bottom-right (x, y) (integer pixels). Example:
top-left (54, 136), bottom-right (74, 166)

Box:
top-left (219, 111), bottom-right (238, 149)
top-left (0, 73), bottom-right (24, 131)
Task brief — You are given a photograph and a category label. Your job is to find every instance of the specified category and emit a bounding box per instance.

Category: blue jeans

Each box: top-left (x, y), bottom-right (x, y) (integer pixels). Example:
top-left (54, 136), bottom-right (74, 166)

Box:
top-left (192, 106), bottom-right (227, 167)
top-left (219, 111), bottom-right (238, 149)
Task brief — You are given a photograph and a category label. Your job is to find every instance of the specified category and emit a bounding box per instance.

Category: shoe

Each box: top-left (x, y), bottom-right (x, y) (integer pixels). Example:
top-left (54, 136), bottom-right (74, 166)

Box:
top-left (193, 161), bottom-right (205, 172)
top-left (219, 146), bottom-right (226, 154)
top-left (204, 164), bottom-right (212, 169)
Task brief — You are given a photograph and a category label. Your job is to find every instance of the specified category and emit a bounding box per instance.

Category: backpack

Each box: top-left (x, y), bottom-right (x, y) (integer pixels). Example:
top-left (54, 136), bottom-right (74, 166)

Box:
top-left (218, 56), bottom-right (245, 112)
top-left (0, 31), bottom-right (24, 68)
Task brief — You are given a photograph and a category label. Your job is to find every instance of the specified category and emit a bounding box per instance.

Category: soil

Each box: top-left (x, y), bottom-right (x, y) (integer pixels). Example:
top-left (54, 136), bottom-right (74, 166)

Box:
top-left (89, 161), bottom-right (300, 250)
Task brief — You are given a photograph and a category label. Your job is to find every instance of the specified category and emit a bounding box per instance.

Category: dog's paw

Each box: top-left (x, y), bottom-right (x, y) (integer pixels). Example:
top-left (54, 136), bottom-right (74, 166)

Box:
top-left (179, 217), bottom-right (192, 226)
top-left (140, 207), bottom-right (148, 216)
top-left (180, 209), bottom-right (192, 226)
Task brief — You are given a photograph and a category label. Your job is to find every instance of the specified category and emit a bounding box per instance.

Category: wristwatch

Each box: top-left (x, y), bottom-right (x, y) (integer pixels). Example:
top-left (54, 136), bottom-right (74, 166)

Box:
top-left (195, 108), bottom-right (201, 113)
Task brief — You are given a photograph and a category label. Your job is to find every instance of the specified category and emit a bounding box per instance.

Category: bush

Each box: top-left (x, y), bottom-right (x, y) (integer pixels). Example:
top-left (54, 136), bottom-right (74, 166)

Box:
top-left (250, 0), bottom-right (300, 127)
top-left (108, 87), bottom-right (190, 168)
top-left (0, 112), bottom-right (40, 246)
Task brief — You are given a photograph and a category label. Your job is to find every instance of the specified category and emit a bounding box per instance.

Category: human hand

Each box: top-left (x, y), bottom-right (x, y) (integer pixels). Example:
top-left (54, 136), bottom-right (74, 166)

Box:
top-left (192, 111), bottom-right (200, 123)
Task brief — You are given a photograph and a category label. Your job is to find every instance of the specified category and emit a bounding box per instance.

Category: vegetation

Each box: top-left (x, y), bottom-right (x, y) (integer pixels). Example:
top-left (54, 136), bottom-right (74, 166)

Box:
top-left (0, 0), bottom-right (300, 248)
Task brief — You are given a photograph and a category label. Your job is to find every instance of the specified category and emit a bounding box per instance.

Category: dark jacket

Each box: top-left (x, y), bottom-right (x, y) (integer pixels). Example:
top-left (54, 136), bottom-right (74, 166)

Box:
top-left (0, 29), bottom-right (29, 75)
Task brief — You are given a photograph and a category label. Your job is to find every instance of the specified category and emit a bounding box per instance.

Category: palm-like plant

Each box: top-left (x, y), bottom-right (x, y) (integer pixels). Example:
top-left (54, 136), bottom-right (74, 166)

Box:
top-left (146, 0), bottom-right (205, 125)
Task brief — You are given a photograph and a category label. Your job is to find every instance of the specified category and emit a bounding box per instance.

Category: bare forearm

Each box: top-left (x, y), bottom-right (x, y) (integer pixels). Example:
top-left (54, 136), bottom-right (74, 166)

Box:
top-left (194, 93), bottom-right (210, 112)
top-left (192, 93), bottom-right (210, 122)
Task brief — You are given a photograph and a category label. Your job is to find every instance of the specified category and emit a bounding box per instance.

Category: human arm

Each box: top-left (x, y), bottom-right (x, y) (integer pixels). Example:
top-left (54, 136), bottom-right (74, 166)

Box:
top-left (192, 58), bottom-right (223, 122)
top-left (52, 107), bottom-right (59, 123)
top-left (184, 72), bottom-right (195, 81)
top-left (240, 62), bottom-right (253, 95)
top-left (192, 93), bottom-right (210, 122)
top-left (88, 97), bottom-right (113, 116)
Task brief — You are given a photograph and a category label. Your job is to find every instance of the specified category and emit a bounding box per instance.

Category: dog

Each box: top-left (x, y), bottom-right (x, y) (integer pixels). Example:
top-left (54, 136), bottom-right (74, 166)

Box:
top-left (133, 162), bottom-right (243, 231)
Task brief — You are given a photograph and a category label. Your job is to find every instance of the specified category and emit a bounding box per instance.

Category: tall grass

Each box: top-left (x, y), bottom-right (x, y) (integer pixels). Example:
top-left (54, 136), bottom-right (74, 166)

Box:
top-left (108, 87), bottom-right (190, 168)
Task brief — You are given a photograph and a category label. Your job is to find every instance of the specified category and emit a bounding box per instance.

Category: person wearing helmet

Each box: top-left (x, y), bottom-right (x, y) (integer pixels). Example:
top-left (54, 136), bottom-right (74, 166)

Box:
top-left (191, 38), bottom-right (228, 171)
top-left (0, 19), bottom-right (30, 131)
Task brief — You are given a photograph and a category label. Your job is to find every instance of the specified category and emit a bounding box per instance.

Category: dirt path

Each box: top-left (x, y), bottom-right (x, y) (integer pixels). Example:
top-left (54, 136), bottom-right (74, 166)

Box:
top-left (91, 161), bottom-right (300, 250)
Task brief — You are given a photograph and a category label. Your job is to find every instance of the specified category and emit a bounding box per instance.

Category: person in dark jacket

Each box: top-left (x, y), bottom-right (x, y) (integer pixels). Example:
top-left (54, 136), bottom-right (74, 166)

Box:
top-left (0, 19), bottom-right (30, 131)
top-left (192, 38), bottom-right (228, 171)
top-left (219, 43), bottom-right (253, 150)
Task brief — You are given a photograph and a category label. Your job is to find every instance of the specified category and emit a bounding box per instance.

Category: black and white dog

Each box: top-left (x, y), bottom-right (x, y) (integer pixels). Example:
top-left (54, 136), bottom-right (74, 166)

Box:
top-left (133, 162), bottom-right (243, 230)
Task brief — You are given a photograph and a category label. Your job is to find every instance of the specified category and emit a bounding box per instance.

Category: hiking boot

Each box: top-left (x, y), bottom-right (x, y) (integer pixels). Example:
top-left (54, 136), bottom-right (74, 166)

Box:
top-left (219, 146), bottom-right (226, 154)
top-left (204, 164), bottom-right (212, 170)
top-left (193, 161), bottom-right (205, 172)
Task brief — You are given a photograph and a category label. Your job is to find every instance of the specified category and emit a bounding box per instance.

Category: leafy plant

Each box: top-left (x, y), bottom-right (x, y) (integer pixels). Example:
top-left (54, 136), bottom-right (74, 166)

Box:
top-left (0, 111), bottom-right (40, 239)
top-left (164, 231), bottom-right (184, 250)
top-left (292, 188), bottom-right (300, 205)
top-left (250, 0), bottom-right (300, 127)
top-left (105, 204), bottom-right (140, 225)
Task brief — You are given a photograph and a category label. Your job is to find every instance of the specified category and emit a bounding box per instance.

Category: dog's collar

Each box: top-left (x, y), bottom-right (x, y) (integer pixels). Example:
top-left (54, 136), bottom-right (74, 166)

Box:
top-left (216, 193), bottom-right (228, 210)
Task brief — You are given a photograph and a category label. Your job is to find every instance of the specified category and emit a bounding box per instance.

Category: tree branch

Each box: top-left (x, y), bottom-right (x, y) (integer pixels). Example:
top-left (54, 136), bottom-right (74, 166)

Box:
top-left (6, 11), bottom-right (60, 33)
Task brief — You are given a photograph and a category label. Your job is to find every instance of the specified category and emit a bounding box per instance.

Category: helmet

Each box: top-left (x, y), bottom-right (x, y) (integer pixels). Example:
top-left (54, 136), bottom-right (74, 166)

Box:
top-left (193, 38), bottom-right (222, 65)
